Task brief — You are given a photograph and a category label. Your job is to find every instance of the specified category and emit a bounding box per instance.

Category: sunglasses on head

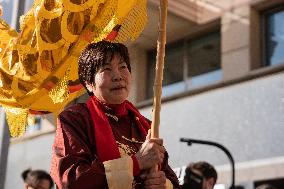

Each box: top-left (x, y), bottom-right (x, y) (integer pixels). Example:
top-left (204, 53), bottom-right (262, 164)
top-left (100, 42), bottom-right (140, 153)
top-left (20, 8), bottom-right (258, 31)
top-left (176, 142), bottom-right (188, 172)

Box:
top-left (182, 169), bottom-right (203, 189)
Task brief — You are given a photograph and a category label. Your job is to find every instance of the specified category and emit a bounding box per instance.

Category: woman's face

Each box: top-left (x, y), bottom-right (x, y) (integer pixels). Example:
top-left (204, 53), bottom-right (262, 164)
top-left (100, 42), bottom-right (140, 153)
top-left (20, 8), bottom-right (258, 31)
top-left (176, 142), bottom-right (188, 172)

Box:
top-left (88, 53), bottom-right (132, 104)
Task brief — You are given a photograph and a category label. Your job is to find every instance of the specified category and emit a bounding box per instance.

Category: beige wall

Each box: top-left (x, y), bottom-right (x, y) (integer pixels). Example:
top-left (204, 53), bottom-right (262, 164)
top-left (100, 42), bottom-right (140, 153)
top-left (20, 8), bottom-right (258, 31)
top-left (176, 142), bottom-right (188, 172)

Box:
top-left (134, 0), bottom-right (284, 101)
top-left (220, 0), bottom-right (284, 80)
top-left (128, 45), bottom-right (148, 104)
top-left (221, 6), bottom-right (251, 80)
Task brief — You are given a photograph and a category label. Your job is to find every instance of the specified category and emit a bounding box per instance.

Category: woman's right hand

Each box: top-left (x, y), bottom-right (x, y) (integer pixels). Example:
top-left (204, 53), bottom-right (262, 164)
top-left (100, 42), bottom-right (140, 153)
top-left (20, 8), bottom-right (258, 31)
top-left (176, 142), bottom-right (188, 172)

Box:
top-left (134, 130), bottom-right (165, 170)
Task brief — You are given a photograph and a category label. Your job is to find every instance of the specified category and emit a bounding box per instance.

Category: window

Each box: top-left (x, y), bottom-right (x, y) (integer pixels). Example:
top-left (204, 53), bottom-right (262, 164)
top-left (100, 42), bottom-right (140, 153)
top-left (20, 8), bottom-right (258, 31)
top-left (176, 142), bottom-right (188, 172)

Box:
top-left (25, 116), bottom-right (42, 135)
top-left (263, 6), bottom-right (284, 66)
top-left (146, 31), bottom-right (221, 99)
top-left (186, 32), bottom-right (221, 88)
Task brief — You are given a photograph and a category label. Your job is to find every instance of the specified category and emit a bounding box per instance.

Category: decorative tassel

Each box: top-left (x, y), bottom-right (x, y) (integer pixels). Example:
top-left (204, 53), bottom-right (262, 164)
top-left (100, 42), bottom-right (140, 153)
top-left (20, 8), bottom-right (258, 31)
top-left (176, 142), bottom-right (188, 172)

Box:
top-left (4, 107), bottom-right (28, 137)
top-left (49, 67), bottom-right (70, 104)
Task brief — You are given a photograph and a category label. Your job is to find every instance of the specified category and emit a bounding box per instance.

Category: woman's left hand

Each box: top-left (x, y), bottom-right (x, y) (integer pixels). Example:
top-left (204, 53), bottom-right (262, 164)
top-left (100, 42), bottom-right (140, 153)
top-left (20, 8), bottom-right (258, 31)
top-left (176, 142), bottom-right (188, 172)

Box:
top-left (141, 171), bottom-right (167, 189)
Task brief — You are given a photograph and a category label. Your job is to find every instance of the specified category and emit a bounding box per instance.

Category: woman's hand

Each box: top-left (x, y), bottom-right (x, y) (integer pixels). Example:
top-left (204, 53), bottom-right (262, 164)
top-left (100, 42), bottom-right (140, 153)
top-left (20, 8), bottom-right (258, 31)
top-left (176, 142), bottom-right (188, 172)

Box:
top-left (135, 131), bottom-right (165, 170)
top-left (141, 171), bottom-right (167, 189)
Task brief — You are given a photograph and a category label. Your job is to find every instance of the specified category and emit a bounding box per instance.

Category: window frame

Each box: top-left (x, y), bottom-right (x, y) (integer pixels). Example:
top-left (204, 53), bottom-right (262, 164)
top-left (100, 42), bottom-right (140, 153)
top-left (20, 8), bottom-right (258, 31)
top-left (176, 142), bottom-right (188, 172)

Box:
top-left (146, 30), bottom-right (222, 99)
top-left (262, 5), bottom-right (284, 66)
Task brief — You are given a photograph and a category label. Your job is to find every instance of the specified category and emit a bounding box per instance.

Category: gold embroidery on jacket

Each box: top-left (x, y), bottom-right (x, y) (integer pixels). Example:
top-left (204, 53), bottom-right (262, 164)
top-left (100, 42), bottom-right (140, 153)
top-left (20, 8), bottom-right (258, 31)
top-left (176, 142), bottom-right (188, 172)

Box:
top-left (116, 141), bottom-right (136, 156)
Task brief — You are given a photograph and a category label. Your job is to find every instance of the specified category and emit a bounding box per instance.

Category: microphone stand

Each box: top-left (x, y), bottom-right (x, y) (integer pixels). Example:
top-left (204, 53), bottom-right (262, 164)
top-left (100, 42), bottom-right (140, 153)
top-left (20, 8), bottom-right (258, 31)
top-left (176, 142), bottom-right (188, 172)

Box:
top-left (180, 138), bottom-right (235, 189)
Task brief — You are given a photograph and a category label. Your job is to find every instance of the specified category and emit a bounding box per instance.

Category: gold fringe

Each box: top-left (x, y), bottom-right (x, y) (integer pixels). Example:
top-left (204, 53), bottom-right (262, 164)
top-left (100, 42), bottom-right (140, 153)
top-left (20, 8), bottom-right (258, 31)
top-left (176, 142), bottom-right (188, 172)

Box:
top-left (115, 0), bottom-right (148, 43)
top-left (4, 107), bottom-right (28, 137)
top-left (49, 67), bottom-right (70, 104)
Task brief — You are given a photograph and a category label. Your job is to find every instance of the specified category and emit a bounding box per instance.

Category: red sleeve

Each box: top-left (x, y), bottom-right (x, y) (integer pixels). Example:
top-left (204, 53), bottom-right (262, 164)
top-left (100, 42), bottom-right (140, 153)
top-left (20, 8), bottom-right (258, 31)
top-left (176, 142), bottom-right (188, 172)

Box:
top-left (50, 104), bottom-right (108, 189)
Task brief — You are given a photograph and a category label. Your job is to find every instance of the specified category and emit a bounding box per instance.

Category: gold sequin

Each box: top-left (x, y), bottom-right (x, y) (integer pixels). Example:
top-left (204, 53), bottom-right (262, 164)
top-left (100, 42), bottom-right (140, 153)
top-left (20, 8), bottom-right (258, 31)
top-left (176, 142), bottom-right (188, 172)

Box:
top-left (49, 67), bottom-right (70, 104)
top-left (4, 107), bottom-right (28, 137)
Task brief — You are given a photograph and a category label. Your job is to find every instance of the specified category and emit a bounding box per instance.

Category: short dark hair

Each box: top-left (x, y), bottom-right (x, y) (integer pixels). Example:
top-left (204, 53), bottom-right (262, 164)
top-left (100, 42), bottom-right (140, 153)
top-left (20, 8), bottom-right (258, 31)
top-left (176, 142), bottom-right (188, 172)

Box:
top-left (78, 41), bottom-right (131, 95)
top-left (22, 169), bottom-right (54, 189)
top-left (187, 161), bottom-right (218, 185)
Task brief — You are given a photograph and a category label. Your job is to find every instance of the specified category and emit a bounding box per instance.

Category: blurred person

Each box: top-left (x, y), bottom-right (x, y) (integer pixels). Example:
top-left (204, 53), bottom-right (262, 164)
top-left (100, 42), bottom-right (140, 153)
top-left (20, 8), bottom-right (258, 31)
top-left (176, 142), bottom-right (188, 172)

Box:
top-left (0, 5), bottom-right (2, 17)
top-left (21, 169), bottom-right (54, 189)
top-left (182, 161), bottom-right (217, 189)
top-left (50, 41), bottom-right (180, 189)
top-left (256, 184), bottom-right (278, 189)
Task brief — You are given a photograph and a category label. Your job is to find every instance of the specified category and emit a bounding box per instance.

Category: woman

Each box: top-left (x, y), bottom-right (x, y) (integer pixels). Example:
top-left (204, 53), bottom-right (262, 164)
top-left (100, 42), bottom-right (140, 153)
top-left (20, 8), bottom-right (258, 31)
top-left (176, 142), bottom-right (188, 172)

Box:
top-left (50, 41), bottom-right (180, 189)
top-left (0, 5), bottom-right (2, 17)
top-left (22, 169), bottom-right (54, 189)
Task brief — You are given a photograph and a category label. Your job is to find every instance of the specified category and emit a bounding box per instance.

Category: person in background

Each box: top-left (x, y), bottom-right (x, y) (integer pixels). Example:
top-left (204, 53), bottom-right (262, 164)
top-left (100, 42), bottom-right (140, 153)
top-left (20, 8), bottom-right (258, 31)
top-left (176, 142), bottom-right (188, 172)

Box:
top-left (256, 184), bottom-right (278, 189)
top-left (50, 41), bottom-right (180, 189)
top-left (21, 169), bottom-right (54, 189)
top-left (0, 5), bottom-right (3, 17)
top-left (183, 161), bottom-right (217, 189)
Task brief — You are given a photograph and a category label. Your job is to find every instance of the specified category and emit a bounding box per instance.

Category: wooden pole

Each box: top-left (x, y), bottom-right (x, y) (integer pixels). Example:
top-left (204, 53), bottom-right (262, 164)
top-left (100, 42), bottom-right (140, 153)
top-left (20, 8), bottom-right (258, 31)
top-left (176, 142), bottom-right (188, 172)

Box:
top-left (151, 0), bottom-right (168, 139)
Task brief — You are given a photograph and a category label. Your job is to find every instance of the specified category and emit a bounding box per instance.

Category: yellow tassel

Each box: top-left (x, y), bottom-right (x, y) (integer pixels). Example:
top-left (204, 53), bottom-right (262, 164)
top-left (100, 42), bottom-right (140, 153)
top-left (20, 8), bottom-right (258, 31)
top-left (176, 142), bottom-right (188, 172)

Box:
top-left (49, 67), bottom-right (70, 104)
top-left (115, 0), bottom-right (148, 43)
top-left (4, 107), bottom-right (28, 137)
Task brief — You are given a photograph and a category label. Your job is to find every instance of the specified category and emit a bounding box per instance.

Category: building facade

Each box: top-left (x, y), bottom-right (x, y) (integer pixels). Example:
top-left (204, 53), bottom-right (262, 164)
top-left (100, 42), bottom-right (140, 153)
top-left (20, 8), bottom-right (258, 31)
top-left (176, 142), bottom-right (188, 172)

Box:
top-left (1, 0), bottom-right (284, 188)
